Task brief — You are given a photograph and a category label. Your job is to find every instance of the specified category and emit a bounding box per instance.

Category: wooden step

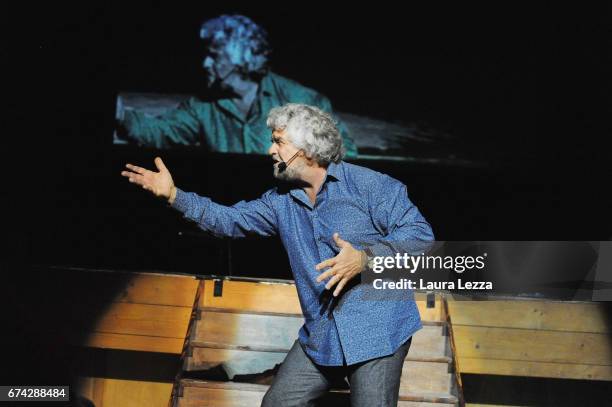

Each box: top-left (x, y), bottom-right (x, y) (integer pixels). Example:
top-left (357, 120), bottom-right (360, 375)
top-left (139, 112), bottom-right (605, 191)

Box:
top-left (192, 310), bottom-right (303, 352)
top-left (176, 379), bottom-right (458, 407)
top-left (169, 280), bottom-right (462, 406)
top-left (197, 279), bottom-right (447, 324)
top-left (185, 349), bottom-right (454, 389)
top-left (401, 360), bottom-right (454, 395)
top-left (185, 310), bottom-right (451, 376)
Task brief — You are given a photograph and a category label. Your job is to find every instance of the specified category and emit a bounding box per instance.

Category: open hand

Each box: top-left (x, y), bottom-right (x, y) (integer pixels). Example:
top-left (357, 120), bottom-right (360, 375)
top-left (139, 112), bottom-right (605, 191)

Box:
top-left (121, 157), bottom-right (176, 203)
top-left (315, 233), bottom-right (368, 297)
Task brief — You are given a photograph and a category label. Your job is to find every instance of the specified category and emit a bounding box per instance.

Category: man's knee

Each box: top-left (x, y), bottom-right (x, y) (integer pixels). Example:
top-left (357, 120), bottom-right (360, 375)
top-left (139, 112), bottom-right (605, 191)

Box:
top-left (261, 340), bottom-right (329, 406)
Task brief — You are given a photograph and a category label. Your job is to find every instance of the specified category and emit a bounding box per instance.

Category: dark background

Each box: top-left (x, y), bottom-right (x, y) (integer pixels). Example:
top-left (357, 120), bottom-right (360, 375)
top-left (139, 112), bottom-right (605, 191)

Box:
top-left (7, 3), bottom-right (611, 276)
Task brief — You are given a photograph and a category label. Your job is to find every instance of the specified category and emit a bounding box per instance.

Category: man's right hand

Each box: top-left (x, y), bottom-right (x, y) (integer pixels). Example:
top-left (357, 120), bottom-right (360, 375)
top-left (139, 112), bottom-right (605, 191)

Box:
top-left (121, 157), bottom-right (177, 204)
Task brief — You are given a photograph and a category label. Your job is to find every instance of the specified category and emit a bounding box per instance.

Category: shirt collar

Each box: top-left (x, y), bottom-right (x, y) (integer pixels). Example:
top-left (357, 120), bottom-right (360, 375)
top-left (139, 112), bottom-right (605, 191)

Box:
top-left (326, 161), bottom-right (342, 182)
top-left (215, 73), bottom-right (273, 122)
top-left (288, 161), bottom-right (343, 208)
top-left (259, 72), bottom-right (274, 97)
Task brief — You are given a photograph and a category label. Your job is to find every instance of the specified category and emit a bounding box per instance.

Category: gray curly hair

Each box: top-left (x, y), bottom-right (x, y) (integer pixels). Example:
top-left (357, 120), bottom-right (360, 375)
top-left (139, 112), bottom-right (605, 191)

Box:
top-left (267, 104), bottom-right (345, 165)
top-left (199, 15), bottom-right (271, 78)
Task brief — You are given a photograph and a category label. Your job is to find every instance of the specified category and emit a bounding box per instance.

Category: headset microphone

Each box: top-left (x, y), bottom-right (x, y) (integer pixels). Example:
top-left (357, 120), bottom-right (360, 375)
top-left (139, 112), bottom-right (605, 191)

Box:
top-left (278, 150), bottom-right (302, 172)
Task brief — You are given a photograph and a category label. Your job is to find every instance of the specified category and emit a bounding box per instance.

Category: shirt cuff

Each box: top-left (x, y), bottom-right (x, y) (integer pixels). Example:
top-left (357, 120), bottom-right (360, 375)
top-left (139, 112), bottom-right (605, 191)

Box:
top-left (170, 188), bottom-right (190, 213)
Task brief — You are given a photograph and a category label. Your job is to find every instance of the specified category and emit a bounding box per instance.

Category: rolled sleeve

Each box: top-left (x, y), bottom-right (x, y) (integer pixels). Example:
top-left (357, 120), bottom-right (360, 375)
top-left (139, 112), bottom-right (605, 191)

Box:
top-left (120, 99), bottom-right (201, 148)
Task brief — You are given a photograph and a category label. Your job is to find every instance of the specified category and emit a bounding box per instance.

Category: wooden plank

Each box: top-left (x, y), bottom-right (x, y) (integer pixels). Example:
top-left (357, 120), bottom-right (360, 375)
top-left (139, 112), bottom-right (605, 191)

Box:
top-left (199, 279), bottom-right (442, 322)
top-left (185, 348), bottom-right (287, 377)
top-left (192, 312), bottom-right (447, 358)
top-left (410, 325), bottom-right (449, 361)
top-left (180, 385), bottom-right (265, 407)
top-left (177, 393), bottom-right (455, 407)
top-left (194, 311), bottom-right (303, 350)
top-left (181, 379), bottom-right (270, 392)
top-left (447, 300), bottom-right (611, 333)
top-left (94, 302), bottom-right (192, 338)
top-left (453, 325), bottom-right (612, 366)
top-left (186, 343), bottom-right (450, 378)
top-left (458, 356), bottom-right (612, 381)
top-left (398, 391), bottom-right (457, 404)
top-left (200, 279), bottom-right (302, 314)
top-left (91, 377), bottom-right (105, 407)
top-left (97, 378), bottom-right (172, 407)
top-left (78, 377), bottom-right (173, 407)
top-left (401, 360), bottom-right (452, 395)
top-left (86, 332), bottom-right (185, 354)
top-left (77, 372), bottom-right (454, 407)
top-left (189, 321), bottom-right (448, 357)
top-left (184, 334), bottom-right (454, 398)
top-left (187, 341), bottom-right (451, 363)
top-left (179, 379), bottom-right (457, 404)
top-left (184, 348), bottom-right (455, 397)
top-left (111, 273), bottom-right (199, 307)
top-left (415, 292), bottom-right (446, 322)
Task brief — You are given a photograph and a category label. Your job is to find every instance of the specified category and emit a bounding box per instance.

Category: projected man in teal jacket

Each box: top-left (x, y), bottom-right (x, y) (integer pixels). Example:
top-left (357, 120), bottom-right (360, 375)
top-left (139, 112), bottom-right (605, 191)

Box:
top-left (117, 14), bottom-right (357, 157)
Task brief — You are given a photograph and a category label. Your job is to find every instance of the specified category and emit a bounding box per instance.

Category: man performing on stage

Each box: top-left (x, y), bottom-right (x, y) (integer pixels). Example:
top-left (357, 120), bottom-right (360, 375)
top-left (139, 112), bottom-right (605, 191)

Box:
top-left (121, 103), bottom-right (434, 406)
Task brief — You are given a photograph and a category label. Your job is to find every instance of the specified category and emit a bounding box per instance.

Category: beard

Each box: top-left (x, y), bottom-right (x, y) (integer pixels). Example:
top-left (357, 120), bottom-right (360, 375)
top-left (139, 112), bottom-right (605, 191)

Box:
top-left (273, 161), bottom-right (303, 182)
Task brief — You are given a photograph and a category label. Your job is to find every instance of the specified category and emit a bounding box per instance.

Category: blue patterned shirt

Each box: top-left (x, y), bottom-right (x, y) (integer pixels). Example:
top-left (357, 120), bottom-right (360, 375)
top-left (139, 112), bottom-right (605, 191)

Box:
top-left (171, 161), bottom-right (434, 365)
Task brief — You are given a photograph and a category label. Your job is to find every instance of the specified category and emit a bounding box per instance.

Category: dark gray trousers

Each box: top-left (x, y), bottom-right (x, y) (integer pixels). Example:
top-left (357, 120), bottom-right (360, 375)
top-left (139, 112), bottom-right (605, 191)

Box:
top-left (261, 336), bottom-right (412, 407)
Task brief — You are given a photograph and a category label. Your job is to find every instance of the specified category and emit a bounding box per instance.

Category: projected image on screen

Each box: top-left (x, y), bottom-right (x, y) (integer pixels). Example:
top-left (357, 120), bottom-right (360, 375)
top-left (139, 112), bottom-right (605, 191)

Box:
top-left (114, 15), bottom-right (356, 153)
top-left (114, 14), bottom-right (458, 162)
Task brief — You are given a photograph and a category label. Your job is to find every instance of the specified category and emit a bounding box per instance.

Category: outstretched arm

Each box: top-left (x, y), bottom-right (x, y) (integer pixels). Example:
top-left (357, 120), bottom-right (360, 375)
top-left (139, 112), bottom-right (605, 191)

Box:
top-left (117, 99), bottom-right (201, 149)
top-left (121, 158), bottom-right (278, 238)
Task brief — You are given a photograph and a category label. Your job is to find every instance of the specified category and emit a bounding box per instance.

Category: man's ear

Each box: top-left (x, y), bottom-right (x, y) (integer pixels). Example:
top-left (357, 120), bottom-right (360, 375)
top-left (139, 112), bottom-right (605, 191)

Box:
top-left (302, 151), bottom-right (317, 166)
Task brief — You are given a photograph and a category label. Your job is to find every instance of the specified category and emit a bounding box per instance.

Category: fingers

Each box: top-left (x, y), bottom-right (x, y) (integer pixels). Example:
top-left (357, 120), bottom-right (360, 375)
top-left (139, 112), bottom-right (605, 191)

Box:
top-left (121, 171), bottom-right (146, 186)
top-left (121, 171), bottom-right (157, 195)
top-left (125, 163), bottom-right (149, 175)
top-left (333, 278), bottom-right (349, 297)
top-left (121, 162), bottom-right (166, 197)
top-left (154, 157), bottom-right (167, 172)
top-left (318, 268), bottom-right (348, 295)
top-left (317, 262), bottom-right (348, 283)
top-left (122, 163), bottom-right (155, 188)
top-left (315, 258), bottom-right (336, 271)
top-left (315, 259), bottom-right (354, 296)
top-left (325, 274), bottom-right (342, 290)
top-left (316, 268), bottom-right (336, 283)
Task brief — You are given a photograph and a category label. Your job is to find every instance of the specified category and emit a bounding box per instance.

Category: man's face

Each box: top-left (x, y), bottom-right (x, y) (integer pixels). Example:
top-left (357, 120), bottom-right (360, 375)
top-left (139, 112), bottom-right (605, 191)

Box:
top-left (202, 46), bottom-right (237, 89)
top-left (268, 129), bottom-right (304, 181)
